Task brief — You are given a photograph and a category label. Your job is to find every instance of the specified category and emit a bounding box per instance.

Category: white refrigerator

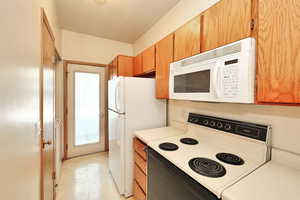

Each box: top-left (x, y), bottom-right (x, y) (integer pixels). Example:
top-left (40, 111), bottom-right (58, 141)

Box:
top-left (108, 77), bottom-right (166, 197)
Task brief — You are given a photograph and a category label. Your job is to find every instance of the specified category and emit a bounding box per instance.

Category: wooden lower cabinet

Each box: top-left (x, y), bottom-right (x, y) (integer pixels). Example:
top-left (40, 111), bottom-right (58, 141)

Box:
top-left (133, 138), bottom-right (147, 200)
top-left (133, 137), bottom-right (147, 160)
top-left (135, 165), bottom-right (147, 193)
top-left (134, 181), bottom-right (146, 200)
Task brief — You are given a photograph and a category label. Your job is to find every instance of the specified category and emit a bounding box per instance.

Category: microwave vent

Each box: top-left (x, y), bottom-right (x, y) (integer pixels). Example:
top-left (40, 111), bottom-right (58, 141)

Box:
top-left (180, 42), bottom-right (242, 67)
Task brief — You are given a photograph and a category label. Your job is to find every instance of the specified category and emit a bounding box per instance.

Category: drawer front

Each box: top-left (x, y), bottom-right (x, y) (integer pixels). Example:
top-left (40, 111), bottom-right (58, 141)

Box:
top-left (134, 138), bottom-right (147, 160)
top-left (134, 181), bottom-right (146, 200)
top-left (135, 165), bottom-right (147, 193)
top-left (135, 152), bottom-right (147, 175)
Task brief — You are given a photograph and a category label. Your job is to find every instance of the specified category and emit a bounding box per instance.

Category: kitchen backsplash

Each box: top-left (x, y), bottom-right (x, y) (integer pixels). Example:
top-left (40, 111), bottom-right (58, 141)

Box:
top-left (168, 100), bottom-right (300, 155)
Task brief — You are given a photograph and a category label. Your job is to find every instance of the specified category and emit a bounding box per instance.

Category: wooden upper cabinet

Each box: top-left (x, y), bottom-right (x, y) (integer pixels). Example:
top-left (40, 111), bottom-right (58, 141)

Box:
top-left (155, 34), bottom-right (174, 99)
top-left (110, 57), bottom-right (118, 80)
top-left (118, 55), bottom-right (133, 77)
top-left (108, 55), bottom-right (133, 79)
top-left (142, 45), bottom-right (156, 73)
top-left (133, 53), bottom-right (143, 76)
top-left (174, 15), bottom-right (201, 61)
top-left (201, 0), bottom-right (252, 52)
top-left (256, 0), bottom-right (300, 103)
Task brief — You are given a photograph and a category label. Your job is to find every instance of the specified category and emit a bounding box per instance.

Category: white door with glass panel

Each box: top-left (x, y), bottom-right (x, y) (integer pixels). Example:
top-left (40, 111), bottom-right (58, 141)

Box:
top-left (67, 64), bottom-right (105, 158)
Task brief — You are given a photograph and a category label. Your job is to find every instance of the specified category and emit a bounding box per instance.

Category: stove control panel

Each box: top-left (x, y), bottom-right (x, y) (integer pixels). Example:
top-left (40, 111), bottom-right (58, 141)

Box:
top-left (188, 113), bottom-right (269, 142)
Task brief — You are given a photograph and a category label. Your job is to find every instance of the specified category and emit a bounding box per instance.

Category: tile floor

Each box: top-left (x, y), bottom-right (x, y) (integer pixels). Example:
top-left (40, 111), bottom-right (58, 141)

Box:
top-left (57, 152), bottom-right (134, 200)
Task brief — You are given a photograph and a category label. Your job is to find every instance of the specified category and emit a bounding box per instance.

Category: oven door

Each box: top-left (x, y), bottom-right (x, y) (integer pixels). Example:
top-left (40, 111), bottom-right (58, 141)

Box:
top-left (169, 61), bottom-right (222, 102)
top-left (148, 148), bottom-right (219, 200)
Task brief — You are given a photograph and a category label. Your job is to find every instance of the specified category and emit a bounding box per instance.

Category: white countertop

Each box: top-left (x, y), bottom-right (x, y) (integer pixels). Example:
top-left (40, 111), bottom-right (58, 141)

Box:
top-left (134, 126), bottom-right (185, 144)
top-left (222, 149), bottom-right (300, 200)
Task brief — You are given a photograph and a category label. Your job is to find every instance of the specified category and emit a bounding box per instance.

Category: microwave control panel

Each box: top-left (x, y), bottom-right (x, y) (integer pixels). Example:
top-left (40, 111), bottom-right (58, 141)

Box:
top-left (222, 59), bottom-right (239, 98)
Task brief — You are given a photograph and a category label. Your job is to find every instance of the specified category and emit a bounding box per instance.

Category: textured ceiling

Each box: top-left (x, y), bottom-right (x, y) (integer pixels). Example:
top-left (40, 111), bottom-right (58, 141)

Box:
top-left (57, 0), bottom-right (180, 43)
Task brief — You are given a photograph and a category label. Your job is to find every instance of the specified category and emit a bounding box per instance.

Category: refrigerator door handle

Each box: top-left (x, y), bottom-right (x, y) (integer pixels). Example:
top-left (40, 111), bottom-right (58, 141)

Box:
top-left (114, 81), bottom-right (119, 113)
top-left (115, 79), bottom-right (121, 113)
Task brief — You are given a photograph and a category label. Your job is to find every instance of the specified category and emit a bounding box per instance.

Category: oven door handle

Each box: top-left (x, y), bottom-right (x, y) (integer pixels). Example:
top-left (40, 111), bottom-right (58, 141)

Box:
top-left (213, 62), bottom-right (222, 99)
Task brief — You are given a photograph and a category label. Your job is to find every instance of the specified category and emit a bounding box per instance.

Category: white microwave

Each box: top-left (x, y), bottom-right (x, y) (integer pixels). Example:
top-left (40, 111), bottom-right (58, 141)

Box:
top-left (169, 37), bottom-right (256, 103)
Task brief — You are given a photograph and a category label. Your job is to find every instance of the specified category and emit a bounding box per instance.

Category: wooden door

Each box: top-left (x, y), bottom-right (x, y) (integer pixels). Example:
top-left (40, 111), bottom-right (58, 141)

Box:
top-left (67, 64), bottom-right (106, 158)
top-left (155, 34), bottom-right (174, 99)
top-left (174, 15), bottom-right (201, 61)
top-left (41, 12), bottom-right (56, 200)
top-left (133, 53), bottom-right (143, 76)
top-left (201, 0), bottom-right (252, 52)
top-left (256, 0), bottom-right (300, 103)
top-left (118, 55), bottom-right (133, 77)
top-left (142, 45), bottom-right (156, 73)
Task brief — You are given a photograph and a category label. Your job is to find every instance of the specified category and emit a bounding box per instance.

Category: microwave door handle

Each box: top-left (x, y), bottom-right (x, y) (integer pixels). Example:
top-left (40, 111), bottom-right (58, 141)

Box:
top-left (213, 62), bottom-right (222, 99)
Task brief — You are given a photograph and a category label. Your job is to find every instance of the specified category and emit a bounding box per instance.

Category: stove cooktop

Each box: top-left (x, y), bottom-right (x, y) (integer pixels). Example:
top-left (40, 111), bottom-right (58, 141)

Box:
top-left (216, 153), bottom-right (244, 166)
top-left (180, 138), bottom-right (199, 145)
top-left (147, 113), bottom-right (270, 198)
top-left (189, 157), bottom-right (226, 178)
top-left (159, 142), bottom-right (179, 151)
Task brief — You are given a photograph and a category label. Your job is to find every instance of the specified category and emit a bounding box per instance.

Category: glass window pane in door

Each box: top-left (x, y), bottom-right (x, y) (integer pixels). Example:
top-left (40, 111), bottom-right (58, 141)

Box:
top-left (74, 72), bottom-right (100, 146)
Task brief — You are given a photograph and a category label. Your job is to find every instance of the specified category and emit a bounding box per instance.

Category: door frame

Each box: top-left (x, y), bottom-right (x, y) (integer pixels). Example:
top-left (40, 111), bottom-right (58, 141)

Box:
top-left (40, 8), bottom-right (56, 200)
top-left (63, 60), bottom-right (108, 160)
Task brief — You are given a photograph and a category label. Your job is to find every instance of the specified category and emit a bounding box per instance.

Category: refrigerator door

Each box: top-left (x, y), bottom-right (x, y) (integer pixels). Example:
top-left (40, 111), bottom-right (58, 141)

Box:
top-left (108, 109), bottom-right (125, 195)
top-left (108, 77), bottom-right (125, 113)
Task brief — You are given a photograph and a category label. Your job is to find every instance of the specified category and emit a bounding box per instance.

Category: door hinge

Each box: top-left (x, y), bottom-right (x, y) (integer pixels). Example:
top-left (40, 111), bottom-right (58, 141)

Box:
top-left (52, 172), bottom-right (56, 180)
top-left (251, 19), bottom-right (255, 30)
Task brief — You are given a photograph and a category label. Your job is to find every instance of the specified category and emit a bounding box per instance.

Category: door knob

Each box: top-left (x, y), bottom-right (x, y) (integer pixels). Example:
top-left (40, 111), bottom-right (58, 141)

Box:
top-left (42, 140), bottom-right (52, 148)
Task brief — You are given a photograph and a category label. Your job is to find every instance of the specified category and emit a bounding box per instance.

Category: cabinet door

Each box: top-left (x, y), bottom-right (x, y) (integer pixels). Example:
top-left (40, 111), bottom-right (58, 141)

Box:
top-left (174, 15), bottom-right (200, 61)
top-left (256, 0), bottom-right (300, 103)
top-left (155, 34), bottom-right (174, 99)
top-left (108, 61), bottom-right (113, 80)
top-left (201, 0), bottom-right (252, 52)
top-left (142, 45), bottom-right (156, 73)
top-left (133, 53), bottom-right (143, 76)
top-left (110, 57), bottom-right (118, 79)
top-left (118, 55), bottom-right (133, 77)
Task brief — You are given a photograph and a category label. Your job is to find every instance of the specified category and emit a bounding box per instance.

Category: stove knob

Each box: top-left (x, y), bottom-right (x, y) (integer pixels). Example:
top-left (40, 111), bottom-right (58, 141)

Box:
top-left (224, 124), bottom-right (232, 130)
top-left (203, 120), bottom-right (209, 125)
top-left (210, 121), bottom-right (216, 127)
top-left (217, 122), bottom-right (223, 128)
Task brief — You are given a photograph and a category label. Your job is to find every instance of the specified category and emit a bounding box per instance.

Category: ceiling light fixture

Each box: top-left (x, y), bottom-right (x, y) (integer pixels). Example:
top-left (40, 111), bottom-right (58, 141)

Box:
top-left (94, 0), bottom-right (106, 5)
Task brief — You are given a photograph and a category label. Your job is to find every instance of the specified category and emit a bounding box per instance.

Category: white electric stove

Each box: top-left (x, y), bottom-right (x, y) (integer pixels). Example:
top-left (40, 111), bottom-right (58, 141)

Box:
top-left (147, 113), bottom-right (271, 199)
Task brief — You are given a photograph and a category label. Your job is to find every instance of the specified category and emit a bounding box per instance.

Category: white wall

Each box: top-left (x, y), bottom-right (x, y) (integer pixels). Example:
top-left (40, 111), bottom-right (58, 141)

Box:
top-left (0, 1), bottom-right (63, 199)
top-left (133, 0), bottom-right (300, 155)
top-left (62, 29), bottom-right (133, 64)
top-left (1, 1), bottom-right (41, 199)
top-left (133, 0), bottom-right (219, 55)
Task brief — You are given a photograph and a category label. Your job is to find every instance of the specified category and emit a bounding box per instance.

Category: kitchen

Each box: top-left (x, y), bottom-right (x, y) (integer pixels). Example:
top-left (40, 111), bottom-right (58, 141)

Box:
top-left (1, 0), bottom-right (300, 200)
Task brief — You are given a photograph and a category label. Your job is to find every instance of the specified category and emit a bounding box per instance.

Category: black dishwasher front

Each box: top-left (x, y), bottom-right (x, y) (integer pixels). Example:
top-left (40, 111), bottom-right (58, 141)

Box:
top-left (147, 148), bottom-right (219, 200)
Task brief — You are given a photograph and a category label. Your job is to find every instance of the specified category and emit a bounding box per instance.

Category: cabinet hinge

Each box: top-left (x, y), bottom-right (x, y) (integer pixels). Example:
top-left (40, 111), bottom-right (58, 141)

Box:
top-left (251, 19), bottom-right (255, 30)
